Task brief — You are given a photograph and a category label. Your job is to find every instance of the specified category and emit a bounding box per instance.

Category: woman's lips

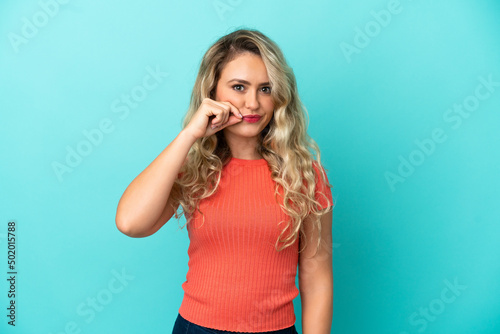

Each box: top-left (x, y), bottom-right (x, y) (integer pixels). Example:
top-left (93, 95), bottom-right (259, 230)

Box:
top-left (242, 115), bottom-right (262, 123)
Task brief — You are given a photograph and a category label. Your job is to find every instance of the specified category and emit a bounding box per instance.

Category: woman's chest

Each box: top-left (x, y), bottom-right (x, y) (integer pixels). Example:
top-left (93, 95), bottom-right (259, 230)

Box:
top-left (186, 167), bottom-right (290, 247)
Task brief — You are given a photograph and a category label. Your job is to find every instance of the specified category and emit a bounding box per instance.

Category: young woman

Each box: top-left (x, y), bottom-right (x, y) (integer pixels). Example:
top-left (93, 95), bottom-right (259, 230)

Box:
top-left (115, 28), bottom-right (334, 334)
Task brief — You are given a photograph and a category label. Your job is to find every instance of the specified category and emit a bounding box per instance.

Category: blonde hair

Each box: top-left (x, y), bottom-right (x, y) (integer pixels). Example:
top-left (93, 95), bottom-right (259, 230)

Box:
top-left (170, 28), bottom-right (334, 255)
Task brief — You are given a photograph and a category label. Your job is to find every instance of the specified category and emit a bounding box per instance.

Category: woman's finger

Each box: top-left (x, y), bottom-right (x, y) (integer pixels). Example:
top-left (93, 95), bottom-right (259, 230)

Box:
top-left (212, 110), bottom-right (224, 126)
top-left (198, 99), bottom-right (244, 132)
top-left (220, 101), bottom-right (243, 120)
top-left (221, 108), bottom-right (229, 125)
top-left (218, 114), bottom-right (243, 130)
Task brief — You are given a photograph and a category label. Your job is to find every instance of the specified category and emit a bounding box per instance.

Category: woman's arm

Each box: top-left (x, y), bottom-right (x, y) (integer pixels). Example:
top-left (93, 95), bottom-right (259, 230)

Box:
top-left (115, 98), bottom-right (243, 238)
top-left (115, 129), bottom-right (196, 237)
top-left (298, 210), bottom-right (334, 334)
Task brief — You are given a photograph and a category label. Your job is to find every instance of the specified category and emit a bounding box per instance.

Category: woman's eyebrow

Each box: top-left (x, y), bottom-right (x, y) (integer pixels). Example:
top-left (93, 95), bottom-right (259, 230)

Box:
top-left (227, 78), bottom-right (270, 86)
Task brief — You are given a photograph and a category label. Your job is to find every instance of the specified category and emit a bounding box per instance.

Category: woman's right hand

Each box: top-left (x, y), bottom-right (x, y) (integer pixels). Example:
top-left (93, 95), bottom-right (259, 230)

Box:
top-left (184, 98), bottom-right (243, 139)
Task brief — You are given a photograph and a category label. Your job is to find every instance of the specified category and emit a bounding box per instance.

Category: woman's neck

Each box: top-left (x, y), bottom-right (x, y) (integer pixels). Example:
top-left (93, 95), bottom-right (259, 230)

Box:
top-left (223, 132), bottom-right (262, 160)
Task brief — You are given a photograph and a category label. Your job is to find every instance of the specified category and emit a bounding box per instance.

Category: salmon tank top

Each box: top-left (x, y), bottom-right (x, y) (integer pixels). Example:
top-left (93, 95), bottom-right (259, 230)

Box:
top-left (178, 157), bottom-right (333, 332)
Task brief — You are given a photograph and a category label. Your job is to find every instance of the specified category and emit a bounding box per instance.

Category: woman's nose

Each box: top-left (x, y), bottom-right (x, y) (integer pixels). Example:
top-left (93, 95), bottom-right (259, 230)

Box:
top-left (245, 91), bottom-right (259, 110)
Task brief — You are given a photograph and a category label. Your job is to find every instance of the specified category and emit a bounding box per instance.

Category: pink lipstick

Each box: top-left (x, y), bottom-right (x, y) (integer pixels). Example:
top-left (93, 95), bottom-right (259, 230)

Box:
top-left (242, 115), bottom-right (262, 123)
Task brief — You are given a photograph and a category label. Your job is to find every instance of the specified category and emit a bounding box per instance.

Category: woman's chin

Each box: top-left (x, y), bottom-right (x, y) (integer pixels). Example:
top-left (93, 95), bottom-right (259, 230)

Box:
top-left (222, 125), bottom-right (263, 139)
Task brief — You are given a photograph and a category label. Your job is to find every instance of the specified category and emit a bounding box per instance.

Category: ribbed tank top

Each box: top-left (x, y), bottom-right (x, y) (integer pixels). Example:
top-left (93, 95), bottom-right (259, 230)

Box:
top-left (178, 157), bottom-right (332, 332)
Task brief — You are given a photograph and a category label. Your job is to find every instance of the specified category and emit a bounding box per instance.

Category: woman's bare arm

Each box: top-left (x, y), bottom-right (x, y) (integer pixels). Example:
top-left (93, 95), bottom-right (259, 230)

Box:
top-left (115, 98), bottom-right (243, 238)
top-left (115, 129), bottom-right (196, 237)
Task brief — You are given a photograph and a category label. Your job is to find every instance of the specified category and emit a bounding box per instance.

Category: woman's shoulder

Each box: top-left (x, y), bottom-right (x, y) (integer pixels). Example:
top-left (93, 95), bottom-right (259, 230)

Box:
top-left (310, 159), bottom-right (332, 187)
top-left (311, 159), bottom-right (327, 176)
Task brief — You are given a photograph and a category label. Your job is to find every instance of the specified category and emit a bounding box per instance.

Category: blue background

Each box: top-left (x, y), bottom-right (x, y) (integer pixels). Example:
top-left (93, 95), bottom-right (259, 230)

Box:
top-left (1, 0), bottom-right (499, 333)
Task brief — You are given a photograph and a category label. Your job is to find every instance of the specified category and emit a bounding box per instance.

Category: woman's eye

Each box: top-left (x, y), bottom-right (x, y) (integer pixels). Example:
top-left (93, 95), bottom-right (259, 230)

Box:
top-left (232, 85), bottom-right (271, 93)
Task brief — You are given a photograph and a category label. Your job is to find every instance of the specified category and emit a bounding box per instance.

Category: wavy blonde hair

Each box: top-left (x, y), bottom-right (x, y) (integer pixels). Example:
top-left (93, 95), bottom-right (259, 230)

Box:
top-left (170, 28), bottom-right (334, 255)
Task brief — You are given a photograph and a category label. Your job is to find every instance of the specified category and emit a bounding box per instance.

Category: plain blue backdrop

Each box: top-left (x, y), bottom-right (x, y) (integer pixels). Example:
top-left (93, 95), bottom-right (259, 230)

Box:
top-left (1, 0), bottom-right (499, 333)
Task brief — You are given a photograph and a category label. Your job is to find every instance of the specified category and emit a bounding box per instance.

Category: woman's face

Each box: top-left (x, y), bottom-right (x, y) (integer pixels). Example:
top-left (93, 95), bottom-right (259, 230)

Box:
top-left (214, 52), bottom-right (275, 140)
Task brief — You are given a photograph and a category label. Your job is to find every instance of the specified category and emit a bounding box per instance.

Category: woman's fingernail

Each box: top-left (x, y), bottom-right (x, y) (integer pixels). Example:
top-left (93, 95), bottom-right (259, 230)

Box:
top-left (239, 113), bottom-right (243, 118)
